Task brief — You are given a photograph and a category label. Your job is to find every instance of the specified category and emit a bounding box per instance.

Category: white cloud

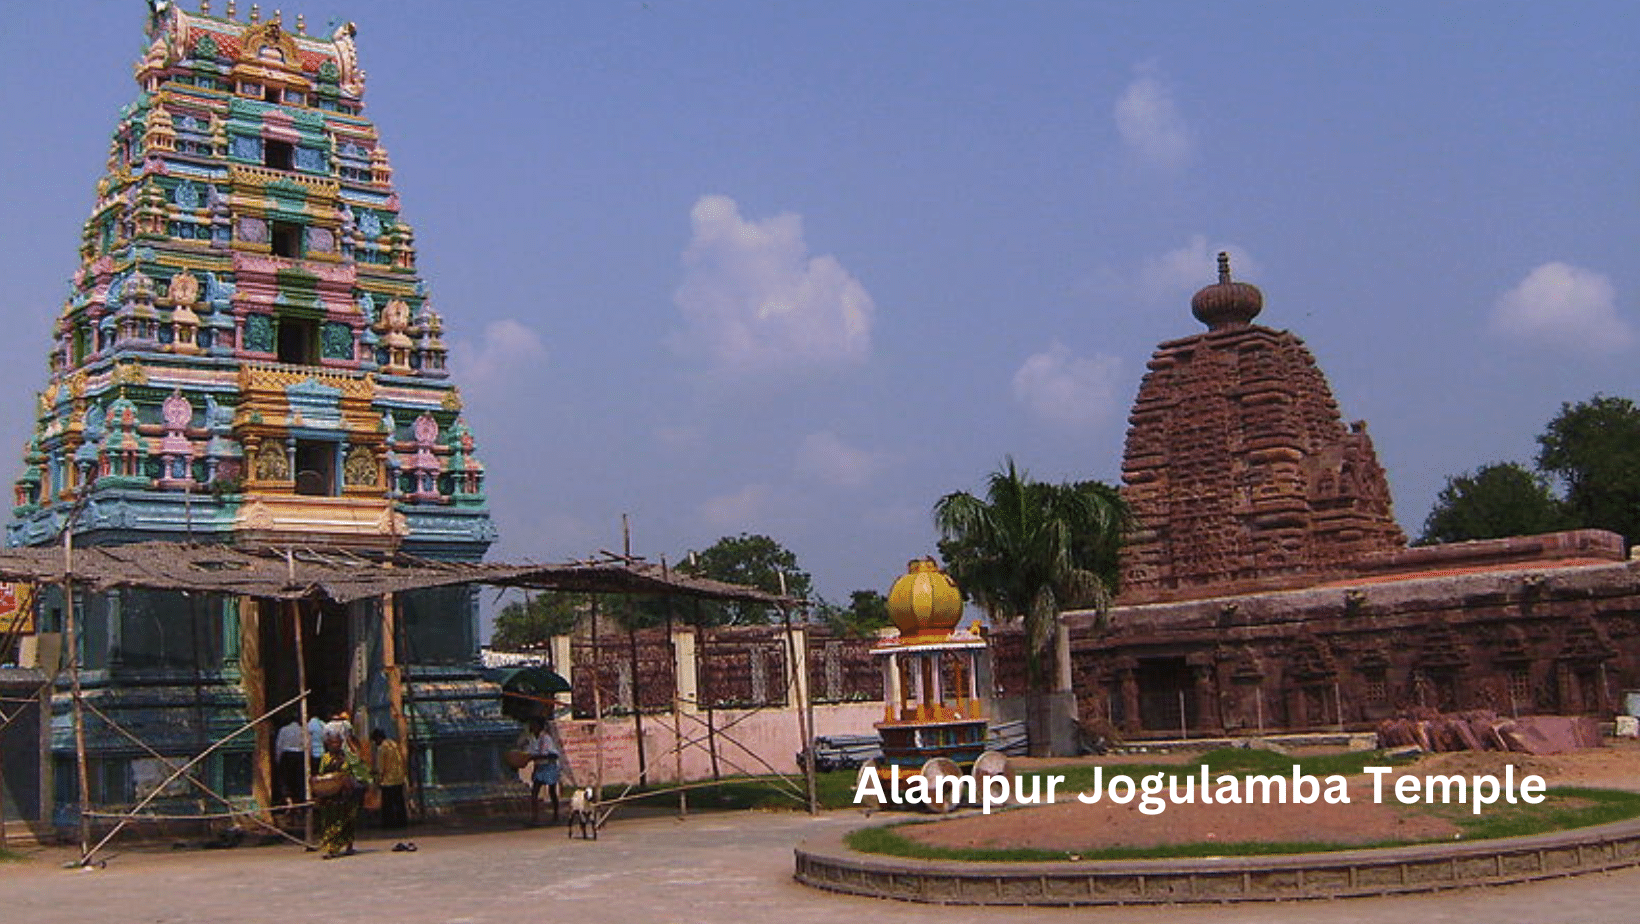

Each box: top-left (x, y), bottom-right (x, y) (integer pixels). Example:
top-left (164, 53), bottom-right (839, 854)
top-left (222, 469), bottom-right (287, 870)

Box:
top-left (699, 483), bottom-right (775, 531)
top-left (1492, 262), bottom-right (1631, 355)
top-left (1013, 343), bottom-right (1125, 430)
top-left (795, 431), bottom-right (884, 488)
top-left (1114, 64), bottom-right (1192, 169)
top-left (673, 194), bottom-right (875, 373)
top-left (1138, 235), bottom-right (1258, 305)
top-left (448, 318), bottom-right (548, 394)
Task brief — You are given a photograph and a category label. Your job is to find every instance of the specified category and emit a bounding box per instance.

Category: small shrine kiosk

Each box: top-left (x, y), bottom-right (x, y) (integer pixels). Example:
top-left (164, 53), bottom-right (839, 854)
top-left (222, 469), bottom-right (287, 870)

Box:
top-left (866, 559), bottom-right (1001, 807)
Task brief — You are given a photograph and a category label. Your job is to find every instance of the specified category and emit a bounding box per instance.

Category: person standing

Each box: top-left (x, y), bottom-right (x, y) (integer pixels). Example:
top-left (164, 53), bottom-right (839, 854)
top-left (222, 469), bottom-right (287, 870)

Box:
top-left (306, 713), bottom-right (326, 774)
top-left (274, 714), bottom-right (307, 818)
top-left (315, 732), bottom-right (371, 859)
top-left (524, 716), bottom-right (563, 826)
top-left (325, 711), bottom-right (358, 753)
top-left (371, 728), bottom-right (409, 830)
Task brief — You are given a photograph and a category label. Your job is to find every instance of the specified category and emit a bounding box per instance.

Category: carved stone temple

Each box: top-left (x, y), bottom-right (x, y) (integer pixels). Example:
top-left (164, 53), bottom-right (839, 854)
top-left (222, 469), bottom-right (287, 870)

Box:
top-left (6, 4), bottom-right (508, 824)
top-left (1002, 255), bottom-right (1640, 748)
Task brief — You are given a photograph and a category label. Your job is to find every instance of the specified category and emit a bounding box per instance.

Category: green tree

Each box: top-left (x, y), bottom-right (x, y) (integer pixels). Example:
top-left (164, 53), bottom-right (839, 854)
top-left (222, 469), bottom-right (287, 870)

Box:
top-left (1537, 394), bottom-right (1640, 544)
top-left (819, 589), bottom-right (892, 638)
top-left (490, 592), bottom-right (581, 650)
top-left (675, 533), bottom-right (812, 625)
top-left (1417, 461), bottom-right (1570, 545)
top-left (933, 458), bottom-right (1128, 755)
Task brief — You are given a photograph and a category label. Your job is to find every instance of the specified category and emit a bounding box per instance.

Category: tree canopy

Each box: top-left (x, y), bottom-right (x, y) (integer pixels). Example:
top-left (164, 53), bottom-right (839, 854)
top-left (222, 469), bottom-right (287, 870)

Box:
top-left (490, 592), bottom-right (581, 650)
top-left (674, 532), bottom-right (812, 625)
top-left (1417, 461), bottom-right (1570, 545)
top-left (1420, 394), bottom-right (1640, 548)
top-left (1537, 394), bottom-right (1640, 545)
top-left (818, 589), bottom-right (892, 638)
top-left (933, 458), bottom-right (1127, 754)
top-left (933, 458), bottom-right (1127, 675)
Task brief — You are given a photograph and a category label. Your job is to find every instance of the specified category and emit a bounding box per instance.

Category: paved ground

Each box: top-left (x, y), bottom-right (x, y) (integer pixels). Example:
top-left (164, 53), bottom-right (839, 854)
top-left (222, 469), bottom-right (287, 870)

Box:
top-left (3, 809), bottom-right (1640, 924)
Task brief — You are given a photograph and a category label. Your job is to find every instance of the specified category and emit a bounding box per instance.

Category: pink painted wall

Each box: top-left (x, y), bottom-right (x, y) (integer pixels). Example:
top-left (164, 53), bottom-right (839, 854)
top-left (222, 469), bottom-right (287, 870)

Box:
top-left (545, 701), bottom-right (883, 787)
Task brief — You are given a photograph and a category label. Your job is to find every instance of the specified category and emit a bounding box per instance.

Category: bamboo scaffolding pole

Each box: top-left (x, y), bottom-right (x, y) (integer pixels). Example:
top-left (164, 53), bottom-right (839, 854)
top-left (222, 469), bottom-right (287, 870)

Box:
top-left (801, 618), bottom-right (819, 812)
top-left (777, 571), bottom-right (817, 816)
top-left (589, 594), bottom-right (604, 798)
top-left (83, 804), bottom-right (311, 821)
top-left (618, 516), bottom-right (648, 786)
top-left (664, 557), bottom-right (685, 818)
top-left (382, 591), bottom-right (410, 815)
top-left (79, 689), bottom-right (307, 866)
top-left (626, 614), bottom-right (647, 784)
top-left (289, 592), bottom-right (313, 846)
top-left (64, 520), bottom-right (92, 861)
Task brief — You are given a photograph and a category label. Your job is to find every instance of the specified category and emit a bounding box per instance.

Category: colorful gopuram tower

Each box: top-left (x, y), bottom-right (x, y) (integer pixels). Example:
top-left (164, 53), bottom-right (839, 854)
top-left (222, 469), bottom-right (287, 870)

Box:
top-left (8, 3), bottom-right (508, 824)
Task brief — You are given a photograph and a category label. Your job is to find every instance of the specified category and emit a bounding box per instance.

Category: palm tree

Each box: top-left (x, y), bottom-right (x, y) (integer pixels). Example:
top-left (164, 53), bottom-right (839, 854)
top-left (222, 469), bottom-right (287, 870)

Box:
top-left (934, 457), bottom-right (1128, 755)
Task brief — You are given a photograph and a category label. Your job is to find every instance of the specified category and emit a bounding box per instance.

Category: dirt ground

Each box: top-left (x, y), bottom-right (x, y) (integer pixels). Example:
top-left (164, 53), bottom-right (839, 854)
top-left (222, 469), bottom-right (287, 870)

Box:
top-left (904, 739), bottom-right (1640, 854)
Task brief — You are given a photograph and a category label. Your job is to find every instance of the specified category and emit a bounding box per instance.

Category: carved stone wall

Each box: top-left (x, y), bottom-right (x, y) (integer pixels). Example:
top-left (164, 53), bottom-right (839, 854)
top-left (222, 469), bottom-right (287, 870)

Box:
top-left (1052, 532), bottom-right (1638, 738)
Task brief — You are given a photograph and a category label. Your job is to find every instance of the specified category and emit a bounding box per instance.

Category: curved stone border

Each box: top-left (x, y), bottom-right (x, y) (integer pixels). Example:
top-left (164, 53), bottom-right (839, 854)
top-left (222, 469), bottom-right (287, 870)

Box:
top-left (794, 817), bottom-right (1640, 905)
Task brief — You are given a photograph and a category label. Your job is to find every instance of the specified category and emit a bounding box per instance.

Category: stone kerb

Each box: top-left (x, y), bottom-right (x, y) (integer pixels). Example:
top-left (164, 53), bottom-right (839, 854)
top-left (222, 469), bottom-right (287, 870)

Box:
top-left (794, 816), bottom-right (1640, 905)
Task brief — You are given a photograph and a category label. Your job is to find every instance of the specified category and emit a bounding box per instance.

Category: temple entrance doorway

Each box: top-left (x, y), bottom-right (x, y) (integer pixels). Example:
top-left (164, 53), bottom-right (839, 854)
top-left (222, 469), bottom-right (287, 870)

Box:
top-left (261, 601), bottom-right (353, 727)
top-left (1136, 657), bottom-right (1195, 734)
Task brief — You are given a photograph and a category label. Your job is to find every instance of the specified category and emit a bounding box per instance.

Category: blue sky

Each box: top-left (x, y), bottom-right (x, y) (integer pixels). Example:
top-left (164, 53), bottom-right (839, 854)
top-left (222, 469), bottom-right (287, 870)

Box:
top-left (1, 2), bottom-right (1636, 612)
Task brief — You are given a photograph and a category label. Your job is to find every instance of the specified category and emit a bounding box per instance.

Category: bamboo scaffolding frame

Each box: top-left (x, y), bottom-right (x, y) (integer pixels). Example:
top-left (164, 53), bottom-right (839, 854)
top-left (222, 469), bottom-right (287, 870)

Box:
top-left (82, 804), bottom-right (310, 821)
top-left (7, 530), bottom-right (799, 854)
top-left (76, 689), bottom-right (307, 866)
top-left (77, 696), bottom-right (314, 849)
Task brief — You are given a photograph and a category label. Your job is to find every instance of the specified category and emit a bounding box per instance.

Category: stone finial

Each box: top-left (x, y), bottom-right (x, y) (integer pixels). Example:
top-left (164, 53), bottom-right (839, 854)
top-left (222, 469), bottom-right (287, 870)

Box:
top-left (200, 0), bottom-right (211, 15)
top-left (250, 4), bottom-right (260, 23)
top-left (1191, 250), bottom-right (1263, 330)
top-left (296, 13), bottom-right (306, 34)
top-left (225, 0), bottom-right (236, 18)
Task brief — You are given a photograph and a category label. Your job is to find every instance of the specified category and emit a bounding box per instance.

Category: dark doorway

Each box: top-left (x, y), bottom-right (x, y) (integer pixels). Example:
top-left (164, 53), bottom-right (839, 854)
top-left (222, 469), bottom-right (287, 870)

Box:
top-left (277, 316), bottom-right (317, 365)
top-left (264, 138), bottom-right (293, 169)
top-left (261, 601), bottom-right (352, 728)
top-left (270, 220), bottom-right (302, 258)
top-left (1136, 657), bottom-right (1195, 734)
top-left (293, 440), bottom-right (336, 496)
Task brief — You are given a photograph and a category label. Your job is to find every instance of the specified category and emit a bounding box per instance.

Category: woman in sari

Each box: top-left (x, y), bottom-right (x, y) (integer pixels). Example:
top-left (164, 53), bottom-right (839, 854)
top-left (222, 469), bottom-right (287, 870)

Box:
top-left (315, 731), bottom-right (372, 858)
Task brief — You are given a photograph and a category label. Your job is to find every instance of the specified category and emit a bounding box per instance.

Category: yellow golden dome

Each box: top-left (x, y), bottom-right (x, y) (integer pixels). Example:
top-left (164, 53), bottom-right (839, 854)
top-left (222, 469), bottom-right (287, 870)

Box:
top-left (886, 558), bottom-right (963, 639)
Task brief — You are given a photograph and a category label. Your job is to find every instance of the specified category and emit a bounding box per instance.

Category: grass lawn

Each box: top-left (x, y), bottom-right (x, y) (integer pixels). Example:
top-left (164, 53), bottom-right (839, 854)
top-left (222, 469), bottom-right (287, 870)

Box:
top-left (846, 787), bottom-right (1640, 862)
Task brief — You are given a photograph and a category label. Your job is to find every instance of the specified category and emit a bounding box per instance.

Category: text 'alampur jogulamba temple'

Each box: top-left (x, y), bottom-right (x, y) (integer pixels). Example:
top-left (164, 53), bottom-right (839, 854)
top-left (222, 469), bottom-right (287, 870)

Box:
top-left (1120, 254), bottom-right (1405, 603)
top-left (9, 4), bottom-right (508, 820)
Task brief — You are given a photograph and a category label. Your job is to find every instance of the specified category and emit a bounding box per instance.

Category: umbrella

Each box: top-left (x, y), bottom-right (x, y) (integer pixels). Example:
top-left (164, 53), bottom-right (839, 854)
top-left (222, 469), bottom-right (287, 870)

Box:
top-left (482, 665), bottom-right (571, 721)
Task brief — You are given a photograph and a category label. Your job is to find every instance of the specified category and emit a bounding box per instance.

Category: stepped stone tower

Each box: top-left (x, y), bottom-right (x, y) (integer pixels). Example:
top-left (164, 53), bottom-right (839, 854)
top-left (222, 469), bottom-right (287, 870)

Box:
top-left (1119, 254), bottom-right (1404, 603)
top-left (6, 4), bottom-right (509, 822)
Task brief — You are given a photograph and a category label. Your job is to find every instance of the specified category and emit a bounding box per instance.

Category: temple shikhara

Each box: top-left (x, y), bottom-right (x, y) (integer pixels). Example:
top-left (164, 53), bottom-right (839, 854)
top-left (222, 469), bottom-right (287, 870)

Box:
top-left (1120, 254), bottom-right (1404, 603)
top-left (6, 3), bottom-right (507, 822)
